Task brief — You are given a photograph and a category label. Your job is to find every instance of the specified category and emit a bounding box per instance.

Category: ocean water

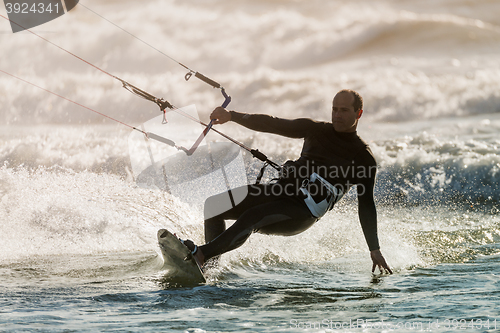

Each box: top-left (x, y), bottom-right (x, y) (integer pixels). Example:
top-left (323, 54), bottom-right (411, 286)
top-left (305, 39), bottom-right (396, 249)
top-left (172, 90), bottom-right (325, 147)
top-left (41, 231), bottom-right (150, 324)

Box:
top-left (1, 0), bottom-right (500, 332)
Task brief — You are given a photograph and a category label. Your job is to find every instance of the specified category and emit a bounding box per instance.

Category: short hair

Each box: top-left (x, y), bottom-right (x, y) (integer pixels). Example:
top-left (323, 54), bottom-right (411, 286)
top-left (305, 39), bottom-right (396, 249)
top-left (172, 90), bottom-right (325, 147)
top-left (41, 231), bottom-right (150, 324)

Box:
top-left (337, 89), bottom-right (363, 112)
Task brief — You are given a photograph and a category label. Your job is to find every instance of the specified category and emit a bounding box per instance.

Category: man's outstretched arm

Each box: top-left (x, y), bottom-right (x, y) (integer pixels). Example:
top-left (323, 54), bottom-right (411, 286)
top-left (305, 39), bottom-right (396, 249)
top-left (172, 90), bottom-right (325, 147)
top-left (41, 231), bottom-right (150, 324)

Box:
top-left (210, 106), bottom-right (318, 139)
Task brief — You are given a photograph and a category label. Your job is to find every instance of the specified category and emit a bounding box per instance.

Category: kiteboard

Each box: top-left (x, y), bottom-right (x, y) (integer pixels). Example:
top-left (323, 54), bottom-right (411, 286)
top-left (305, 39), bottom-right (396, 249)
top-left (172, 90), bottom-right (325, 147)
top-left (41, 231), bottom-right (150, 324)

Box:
top-left (157, 229), bottom-right (206, 284)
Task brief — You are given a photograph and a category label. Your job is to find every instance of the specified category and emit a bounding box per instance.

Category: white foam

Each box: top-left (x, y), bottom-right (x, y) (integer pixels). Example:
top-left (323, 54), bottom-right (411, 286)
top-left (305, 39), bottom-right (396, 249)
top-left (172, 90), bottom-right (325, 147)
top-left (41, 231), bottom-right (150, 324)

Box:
top-left (2, 0), bottom-right (500, 124)
top-left (0, 165), bottom-right (202, 261)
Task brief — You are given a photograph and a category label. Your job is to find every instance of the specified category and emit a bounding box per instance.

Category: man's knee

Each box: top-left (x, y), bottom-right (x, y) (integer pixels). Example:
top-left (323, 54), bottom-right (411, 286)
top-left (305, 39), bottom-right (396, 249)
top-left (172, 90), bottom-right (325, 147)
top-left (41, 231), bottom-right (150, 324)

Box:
top-left (204, 216), bottom-right (226, 243)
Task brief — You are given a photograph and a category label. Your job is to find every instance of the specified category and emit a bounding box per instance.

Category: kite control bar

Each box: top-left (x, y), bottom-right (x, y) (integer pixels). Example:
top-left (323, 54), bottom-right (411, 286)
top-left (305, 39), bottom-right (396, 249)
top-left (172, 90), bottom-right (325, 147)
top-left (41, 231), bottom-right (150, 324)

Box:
top-left (183, 71), bottom-right (232, 155)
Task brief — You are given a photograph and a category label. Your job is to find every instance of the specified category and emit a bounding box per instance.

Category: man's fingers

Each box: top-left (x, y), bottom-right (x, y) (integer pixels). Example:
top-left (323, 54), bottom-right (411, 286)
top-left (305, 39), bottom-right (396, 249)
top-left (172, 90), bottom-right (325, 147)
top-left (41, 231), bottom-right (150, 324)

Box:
top-left (372, 260), bottom-right (393, 275)
top-left (380, 259), bottom-right (393, 274)
top-left (209, 112), bottom-right (218, 121)
top-left (370, 250), bottom-right (393, 275)
top-left (209, 107), bottom-right (230, 125)
top-left (379, 263), bottom-right (393, 275)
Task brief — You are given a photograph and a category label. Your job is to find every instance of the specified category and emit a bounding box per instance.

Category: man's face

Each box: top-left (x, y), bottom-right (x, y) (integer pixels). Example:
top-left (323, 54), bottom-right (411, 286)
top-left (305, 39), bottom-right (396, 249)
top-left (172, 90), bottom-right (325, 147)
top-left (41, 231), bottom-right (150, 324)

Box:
top-left (331, 92), bottom-right (361, 133)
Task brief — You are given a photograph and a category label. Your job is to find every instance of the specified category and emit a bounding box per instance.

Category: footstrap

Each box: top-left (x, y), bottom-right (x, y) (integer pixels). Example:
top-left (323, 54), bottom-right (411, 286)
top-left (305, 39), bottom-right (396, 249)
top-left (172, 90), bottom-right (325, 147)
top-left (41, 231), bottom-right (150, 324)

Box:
top-left (179, 237), bottom-right (198, 256)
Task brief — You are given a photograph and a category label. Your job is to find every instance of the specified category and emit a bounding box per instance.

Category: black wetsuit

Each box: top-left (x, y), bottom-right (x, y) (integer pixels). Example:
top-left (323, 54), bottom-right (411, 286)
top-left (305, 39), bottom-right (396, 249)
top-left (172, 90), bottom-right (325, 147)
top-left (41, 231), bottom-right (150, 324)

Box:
top-left (199, 111), bottom-right (380, 261)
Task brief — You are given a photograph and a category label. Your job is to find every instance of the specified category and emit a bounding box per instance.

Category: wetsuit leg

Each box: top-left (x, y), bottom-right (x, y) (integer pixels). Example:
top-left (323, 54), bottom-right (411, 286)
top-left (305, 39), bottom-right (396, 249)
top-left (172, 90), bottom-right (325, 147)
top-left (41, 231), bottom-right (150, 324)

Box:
top-left (204, 184), bottom-right (276, 243)
top-left (202, 184), bottom-right (279, 266)
top-left (200, 188), bottom-right (316, 261)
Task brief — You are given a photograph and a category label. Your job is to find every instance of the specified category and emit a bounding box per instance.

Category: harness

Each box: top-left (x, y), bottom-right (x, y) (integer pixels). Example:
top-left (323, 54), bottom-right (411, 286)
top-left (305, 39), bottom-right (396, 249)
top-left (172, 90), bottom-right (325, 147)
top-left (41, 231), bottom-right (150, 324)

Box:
top-left (299, 173), bottom-right (344, 218)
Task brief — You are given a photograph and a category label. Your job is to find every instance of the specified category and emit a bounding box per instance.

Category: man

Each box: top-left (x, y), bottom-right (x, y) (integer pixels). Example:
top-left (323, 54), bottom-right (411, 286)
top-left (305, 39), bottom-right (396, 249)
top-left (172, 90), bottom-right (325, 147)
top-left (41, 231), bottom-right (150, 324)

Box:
top-left (186, 89), bottom-right (392, 274)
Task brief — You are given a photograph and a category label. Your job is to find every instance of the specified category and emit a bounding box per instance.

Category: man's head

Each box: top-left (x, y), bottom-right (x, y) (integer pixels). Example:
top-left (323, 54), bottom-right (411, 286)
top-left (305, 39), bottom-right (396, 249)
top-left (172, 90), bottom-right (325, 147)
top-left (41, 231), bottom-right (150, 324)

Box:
top-left (331, 89), bottom-right (363, 133)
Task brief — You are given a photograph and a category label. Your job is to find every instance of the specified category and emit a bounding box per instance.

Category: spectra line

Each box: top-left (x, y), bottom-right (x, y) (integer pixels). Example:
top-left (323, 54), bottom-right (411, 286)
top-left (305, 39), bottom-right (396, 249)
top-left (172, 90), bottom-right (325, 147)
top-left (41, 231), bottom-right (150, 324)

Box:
top-left (0, 10), bottom-right (281, 179)
top-left (77, 3), bottom-right (190, 74)
top-left (0, 69), bottom-right (189, 152)
top-left (76, 3), bottom-right (230, 92)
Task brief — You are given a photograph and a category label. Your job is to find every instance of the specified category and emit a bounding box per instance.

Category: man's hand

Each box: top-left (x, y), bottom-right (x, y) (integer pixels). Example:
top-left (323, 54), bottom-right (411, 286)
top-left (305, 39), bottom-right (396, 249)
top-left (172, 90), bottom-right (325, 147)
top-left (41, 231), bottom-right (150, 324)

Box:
top-left (370, 249), bottom-right (393, 274)
top-left (210, 106), bottom-right (232, 124)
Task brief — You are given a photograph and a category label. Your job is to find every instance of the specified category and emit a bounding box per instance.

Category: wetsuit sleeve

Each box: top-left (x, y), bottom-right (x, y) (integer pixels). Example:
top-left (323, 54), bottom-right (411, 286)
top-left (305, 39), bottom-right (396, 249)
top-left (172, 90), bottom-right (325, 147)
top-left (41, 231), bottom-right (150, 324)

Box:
top-left (356, 149), bottom-right (380, 251)
top-left (229, 111), bottom-right (319, 139)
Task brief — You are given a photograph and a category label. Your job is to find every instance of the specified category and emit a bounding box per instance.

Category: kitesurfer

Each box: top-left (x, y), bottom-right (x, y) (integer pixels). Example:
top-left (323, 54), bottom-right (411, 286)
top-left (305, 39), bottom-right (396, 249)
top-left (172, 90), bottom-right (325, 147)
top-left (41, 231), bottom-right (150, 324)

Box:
top-left (185, 89), bottom-right (392, 274)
